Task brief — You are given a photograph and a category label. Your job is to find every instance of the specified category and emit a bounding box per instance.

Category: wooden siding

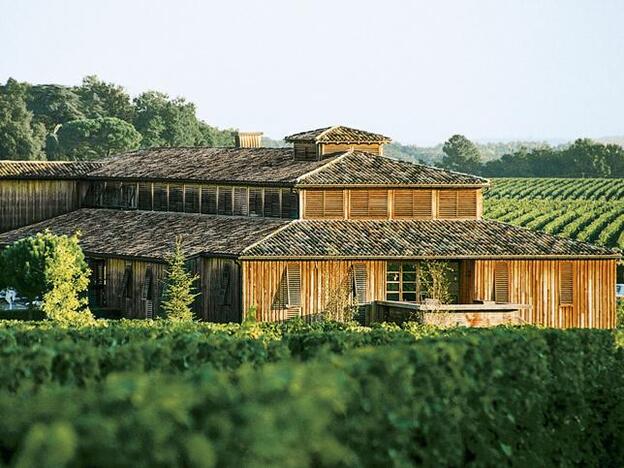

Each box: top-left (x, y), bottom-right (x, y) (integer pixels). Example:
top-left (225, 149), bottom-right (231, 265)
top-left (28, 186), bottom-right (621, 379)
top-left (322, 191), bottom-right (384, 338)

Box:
top-left (0, 180), bottom-right (80, 232)
top-left (302, 188), bottom-right (481, 220)
top-left (320, 143), bottom-right (382, 156)
top-left (243, 258), bottom-right (617, 328)
top-left (197, 257), bottom-right (241, 323)
top-left (469, 259), bottom-right (617, 328)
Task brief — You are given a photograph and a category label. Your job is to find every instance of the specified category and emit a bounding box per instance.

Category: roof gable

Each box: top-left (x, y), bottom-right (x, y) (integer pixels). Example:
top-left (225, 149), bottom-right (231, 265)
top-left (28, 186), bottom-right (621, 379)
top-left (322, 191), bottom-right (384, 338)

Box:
top-left (285, 126), bottom-right (391, 144)
top-left (296, 151), bottom-right (488, 186)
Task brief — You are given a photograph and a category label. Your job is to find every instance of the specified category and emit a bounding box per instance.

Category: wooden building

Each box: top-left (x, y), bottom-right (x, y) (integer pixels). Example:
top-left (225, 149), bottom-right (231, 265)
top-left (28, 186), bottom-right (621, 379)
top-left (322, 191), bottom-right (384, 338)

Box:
top-left (0, 125), bottom-right (619, 327)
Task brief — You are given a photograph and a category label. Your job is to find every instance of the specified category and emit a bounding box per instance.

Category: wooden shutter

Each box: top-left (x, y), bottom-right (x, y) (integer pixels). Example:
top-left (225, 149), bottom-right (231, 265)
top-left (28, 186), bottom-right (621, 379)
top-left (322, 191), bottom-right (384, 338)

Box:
top-left (145, 300), bottom-right (154, 319)
top-left (153, 184), bottom-right (168, 211)
top-left (353, 264), bottom-right (368, 303)
top-left (119, 265), bottom-right (132, 299)
top-left (349, 190), bottom-right (388, 219)
top-left (138, 183), bottom-right (152, 210)
top-left (218, 186), bottom-right (233, 215)
top-left (169, 184), bottom-right (184, 212)
top-left (437, 190), bottom-right (458, 219)
top-left (393, 190), bottom-right (414, 218)
top-left (141, 268), bottom-right (153, 299)
top-left (457, 190), bottom-right (477, 218)
top-left (287, 263), bottom-right (301, 307)
top-left (494, 262), bottom-right (509, 303)
top-left (249, 188), bottom-right (263, 216)
top-left (184, 185), bottom-right (200, 213)
top-left (233, 187), bottom-right (248, 216)
top-left (201, 186), bottom-right (217, 214)
top-left (281, 189), bottom-right (299, 219)
top-left (560, 263), bottom-right (574, 305)
top-left (393, 190), bottom-right (432, 219)
top-left (264, 189), bottom-right (281, 217)
top-left (413, 190), bottom-right (433, 218)
top-left (304, 190), bottom-right (324, 218)
top-left (324, 190), bottom-right (344, 217)
top-left (350, 191), bottom-right (369, 218)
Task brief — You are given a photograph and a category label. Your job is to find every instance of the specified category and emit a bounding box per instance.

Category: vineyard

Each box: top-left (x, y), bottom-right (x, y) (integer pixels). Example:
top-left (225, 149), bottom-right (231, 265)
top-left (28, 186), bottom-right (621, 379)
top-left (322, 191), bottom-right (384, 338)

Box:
top-left (484, 178), bottom-right (624, 250)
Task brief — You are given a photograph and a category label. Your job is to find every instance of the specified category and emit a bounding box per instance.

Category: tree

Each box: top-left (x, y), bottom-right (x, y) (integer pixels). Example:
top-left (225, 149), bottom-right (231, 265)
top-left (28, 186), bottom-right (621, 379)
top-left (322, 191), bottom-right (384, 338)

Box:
top-left (75, 75), bottom-right (135, 122)
top-left (0, 78), bottom-right (46, 160)
top-left (51, 117), bottom-right (142, 160)
top-left (133, 91), bottom-right (203, 147)
top-left (26, 84), bottom-right (84, 133)
top-left (198, 122), bottom-right (236, 147)
top-left (160, 237), bottom-right (199, 322)
top-left (0, 231), bottom-right (94, 324)
top-left (441, 134), bottom-right (482, 173)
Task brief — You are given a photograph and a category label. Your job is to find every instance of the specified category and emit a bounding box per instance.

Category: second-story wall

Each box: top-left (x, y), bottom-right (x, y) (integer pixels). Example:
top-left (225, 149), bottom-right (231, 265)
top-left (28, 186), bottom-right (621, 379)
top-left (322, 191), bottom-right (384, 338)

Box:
top-left (301, 188), bottom-right (483, 220)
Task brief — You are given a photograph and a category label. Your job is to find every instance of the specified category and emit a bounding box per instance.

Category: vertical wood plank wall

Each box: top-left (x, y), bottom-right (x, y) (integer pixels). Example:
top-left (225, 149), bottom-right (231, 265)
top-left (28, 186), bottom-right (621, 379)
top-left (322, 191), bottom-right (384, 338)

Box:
top-left (470, 259), bottom-right (617, 328)
top-left (198, 257), bottom-right (241, 323)
top-left (0, 180), bottom-right (80, 232)
top-left (320, 143), bottom-right (382, 156)
top-left (244, 258), bottom-right (617, 328)
top-left (242, 260), bottom-right (386, 321)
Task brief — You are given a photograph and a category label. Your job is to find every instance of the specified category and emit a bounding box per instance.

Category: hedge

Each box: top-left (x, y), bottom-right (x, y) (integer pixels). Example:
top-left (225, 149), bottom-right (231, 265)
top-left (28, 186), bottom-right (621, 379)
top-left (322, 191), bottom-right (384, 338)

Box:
top-left (0, 326), bottom-right (623, 466)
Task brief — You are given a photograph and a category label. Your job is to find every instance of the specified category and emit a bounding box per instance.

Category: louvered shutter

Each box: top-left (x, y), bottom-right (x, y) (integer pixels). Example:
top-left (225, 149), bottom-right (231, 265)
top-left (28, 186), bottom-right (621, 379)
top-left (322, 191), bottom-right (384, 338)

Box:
top-left (119, 266), bottom-right (132, 300)
top-left (145, 300), bottom-right (154, 319)
top-left (413, 190), bottom-right (433, 218)
top-left (233, 187), bottom-right (249, 216)
top-left (353, 264), bottom-right (368, 303)
top-left (153, 184), bottom-right (168, 211)
top-left (323, 190), bottom-right (344, 217)
top-left (138, 183), bottom-right (152, 210)
top-left (287, 263), bottom-right (301, 307)
top-left (393, 190), bottom-right (414, 218)
top-left (457, 190), bottom-right (477, 218)
top-left (201, 186), bottom-right (217, 214)
top-left (184, 185), bottom-right (200, 213)
top-left (218, 186), bottom-right (233, 215)
top-left (249, 188), bottom-right (263, 216)
top-left (169, 184), bottom-right (184, 212)
top-left (141, 268), bottom-right (153, 299)
top-left (304, 190), bottom-right (324, 218)
top-left (494, 262), bottom-right (509, 303)
top-left (264, 189), bottom-right (281, 218)
top-left (438, 190), bottom-right (458, 219)
top-left (281, 189), bottom-right (299, 218)
top-left (560, 263), bottom-right (574, 305)
top-left (350, 191), bottom-right (369, 218)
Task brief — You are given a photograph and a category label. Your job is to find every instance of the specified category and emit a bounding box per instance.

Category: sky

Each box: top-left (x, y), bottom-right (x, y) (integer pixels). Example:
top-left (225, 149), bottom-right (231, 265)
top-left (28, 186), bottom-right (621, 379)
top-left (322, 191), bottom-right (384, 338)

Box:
top-left (1, 0), bottom-right (623, 145)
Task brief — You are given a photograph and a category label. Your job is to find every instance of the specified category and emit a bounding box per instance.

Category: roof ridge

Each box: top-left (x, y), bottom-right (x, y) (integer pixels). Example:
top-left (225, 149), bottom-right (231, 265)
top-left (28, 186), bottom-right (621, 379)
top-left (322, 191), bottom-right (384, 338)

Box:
top-left (315, 125), bottom-right (341, 141)
top-left (294, 150), bottom-right (353, 183)
top-left (240, 219), bottom-right (300, 255)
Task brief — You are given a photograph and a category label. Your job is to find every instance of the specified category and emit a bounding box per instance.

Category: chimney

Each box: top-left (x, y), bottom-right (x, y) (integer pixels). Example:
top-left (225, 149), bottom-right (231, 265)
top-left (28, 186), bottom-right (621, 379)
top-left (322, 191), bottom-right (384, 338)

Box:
top-left (235, 131), bottom-right (263, 148)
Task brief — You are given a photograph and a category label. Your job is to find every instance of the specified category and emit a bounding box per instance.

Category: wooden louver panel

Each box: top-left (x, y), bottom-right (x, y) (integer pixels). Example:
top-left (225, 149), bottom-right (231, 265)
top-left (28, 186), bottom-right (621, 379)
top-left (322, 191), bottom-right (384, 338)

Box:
top-left (560, 262), bottom-right (574, 305)
top-left (168, 184), bottom-right (184, 212)
top-left (393, 190), bottom-right (414, 218)
top-left (457, 190), bottom-right (477, 218)
top-left (350, 190), bottom-right (389, 219)
top-left (201, 186), bottom-right (217, 214)
top-left (413, 190), bottom-right (433, 218)
top-left (138, 183), bottom-right (152, 210)
top-left (438, 190), bottom-right (458, 219)
top-left (233, 187), bottom-right (248, 216)
top-left (153, 184), bottom-right (168, 211)
top-left (249, 188), bottom-right (263, 216)
top-left (286, 263), bottom-right (301, 307)
top-left (393, 190), bottom-right (432, 219)
top-left (304, 191), bottom-right (324, 218)
top-left (264, 189), bottom-right (281, 218)
top-left (184, 185), bottom-right (200, 213)
top-left (141, 268), bottom-right (153, 299)
top-left (353, 263), bottom-right (368, 304)
top-left (324, 190), bottom-right (344, 217)
top-left (304, 190), bottom-right (344, 219)
top-left (120, 266), bottom-right (132, 299)
top-left (218, 186), bottom-right (233, 215)
top-left (494, 262), bottom-right (509, 303)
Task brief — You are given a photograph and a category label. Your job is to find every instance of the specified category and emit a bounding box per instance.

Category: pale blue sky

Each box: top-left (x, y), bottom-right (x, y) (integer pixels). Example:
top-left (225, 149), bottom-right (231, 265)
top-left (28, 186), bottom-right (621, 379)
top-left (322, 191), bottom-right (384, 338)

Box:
top-left (1, 0), bottom-right (623, 145)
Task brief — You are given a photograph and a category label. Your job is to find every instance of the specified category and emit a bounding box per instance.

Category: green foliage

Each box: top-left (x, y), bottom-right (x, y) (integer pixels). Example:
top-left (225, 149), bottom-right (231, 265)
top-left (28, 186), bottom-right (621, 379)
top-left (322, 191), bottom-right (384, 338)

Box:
top-left (26, 84), bottom-right (84, 132)
top-left (75, 75), bottom-right (135, 122)
top-left (0, 324), bottom-right (623, 466)
top-left (0, 231), bottom-right (93, 324)
top-left (418, 260), bottom-right (452, 304)
top-left (50, 116), bottom-right (142, 160)
top-left (0, 78), bottom-right (46, 160)
top-left (441, 134), bottom-right (482, 173)
top-left (160, 238), bottom-right (199, 322)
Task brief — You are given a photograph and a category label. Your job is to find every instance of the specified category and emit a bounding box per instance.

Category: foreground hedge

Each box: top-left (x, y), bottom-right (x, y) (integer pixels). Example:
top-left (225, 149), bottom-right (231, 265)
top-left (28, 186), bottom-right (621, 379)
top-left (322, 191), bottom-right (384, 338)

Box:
top-left (0, 327), bottom-right (623, 466)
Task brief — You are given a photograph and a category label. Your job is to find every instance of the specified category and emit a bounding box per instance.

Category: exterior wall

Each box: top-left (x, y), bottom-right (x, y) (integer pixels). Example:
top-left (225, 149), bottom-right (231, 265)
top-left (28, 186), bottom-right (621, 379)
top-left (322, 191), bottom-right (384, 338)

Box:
top-left (0, 179), bottom-right (81, 232)
top-left (301, 188), bottom-right (482, 220)
top-left (320, 143), bottom-right (382, 156)
top-left (243, 258), bottom-right (617, 328)
top-left (198, 257), bottom-right (241, 322)
top-left (468, 259), bottom-right (617, 328)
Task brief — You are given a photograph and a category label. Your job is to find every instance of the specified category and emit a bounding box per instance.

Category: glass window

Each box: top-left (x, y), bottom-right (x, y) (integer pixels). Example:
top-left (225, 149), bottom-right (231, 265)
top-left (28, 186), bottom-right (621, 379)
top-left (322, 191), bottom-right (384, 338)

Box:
top-left (386, 262), bottom-right (419, 302)
top-left (264, 189), bottom-right (280, 218)
top-left (281, 189), bottom-right (299, 218)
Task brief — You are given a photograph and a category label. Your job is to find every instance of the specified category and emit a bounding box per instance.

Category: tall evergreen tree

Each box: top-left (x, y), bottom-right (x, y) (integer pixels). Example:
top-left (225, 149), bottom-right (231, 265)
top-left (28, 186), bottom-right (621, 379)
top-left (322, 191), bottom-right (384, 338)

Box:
top-left (160, 237), bottom-right (199, 322)
top-left (441, 134), bottom-right (482, 173)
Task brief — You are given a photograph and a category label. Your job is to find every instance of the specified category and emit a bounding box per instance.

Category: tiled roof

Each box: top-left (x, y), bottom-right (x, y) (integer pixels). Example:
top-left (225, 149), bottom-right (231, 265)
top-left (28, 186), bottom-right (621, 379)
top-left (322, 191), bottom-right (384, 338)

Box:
top-left (296, 151), bottom-right (488, 186)
top-left (0, 209), bottom-right (289, 260)
top-left (242, 219), bottom-right (618, 259)
top-left (285, 126), bottom-right (391, 144)
top-left (0, 161), bottom-right (103, 179)
top-left (87, 147), bottom-right (338, 185)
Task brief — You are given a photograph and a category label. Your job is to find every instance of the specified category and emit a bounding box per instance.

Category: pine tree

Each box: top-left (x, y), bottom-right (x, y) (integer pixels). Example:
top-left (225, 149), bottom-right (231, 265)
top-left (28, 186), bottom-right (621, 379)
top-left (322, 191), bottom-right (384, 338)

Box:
top-left (160, 237), bottom-right (199, 322)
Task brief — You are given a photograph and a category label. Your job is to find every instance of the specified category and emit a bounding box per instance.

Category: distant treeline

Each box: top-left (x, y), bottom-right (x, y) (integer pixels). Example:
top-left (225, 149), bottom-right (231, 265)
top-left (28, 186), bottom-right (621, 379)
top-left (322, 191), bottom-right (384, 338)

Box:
top-left (0, 76), bottom-right (236, 161)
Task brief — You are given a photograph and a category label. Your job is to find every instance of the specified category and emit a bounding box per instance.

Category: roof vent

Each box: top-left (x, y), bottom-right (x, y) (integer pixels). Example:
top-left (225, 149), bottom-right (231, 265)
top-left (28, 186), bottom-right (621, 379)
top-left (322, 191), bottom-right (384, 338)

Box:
top-left (235, 131), bottom-right (263, 148)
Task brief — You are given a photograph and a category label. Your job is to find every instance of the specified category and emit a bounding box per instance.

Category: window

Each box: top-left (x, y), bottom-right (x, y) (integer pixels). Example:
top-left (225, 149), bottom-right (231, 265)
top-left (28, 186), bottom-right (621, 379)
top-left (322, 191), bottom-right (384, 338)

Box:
top-left (120, 265), bottom-right (133, 299)
top-left (201, 186), bottom-right (217, 214)
top-left (281, 189), bottom-right (299, 219)
top-left (249, 188), bottom-right (263, 217)
top-left (386, 262), bottom-right (418, 302)
top-left (138, 183), bottom-right (152, 210)
top-left (153, 184), bottom-right (168, 211)
top-left (120, 183), bottom-right (137, 209)
top-left (494, 262), bottom-right (509, 303)
top-left (184, 186), bottom-right (200, 213)
top-left (142, 268), bottom-right (154, 319)
top-left (88, 259), bottom-right (107, 307)
top-left (350, 190), bottom-right (388, 219)
top-left (273, 263), bottom-right (301, 310)
top-left (103, 181), bottom-right (122, 207)
top-left (233, 187), bottom-right (248, 216)
top-left (560, 263), bottom-right (574, 305)
top-left (393, 190), bottom-right (433, 219)
top-left (264, 189), bottom-right (281, 218)
top-left (303, 190), bottom-right (344, 218)
top-left (169, 184), bottom-right (184, 212)
top-left (437, 190), bottom-right (478, 219)
top-left (352, 264), bottom-right (368, 303)
top-left (218, 186), bottom-right (233, 215)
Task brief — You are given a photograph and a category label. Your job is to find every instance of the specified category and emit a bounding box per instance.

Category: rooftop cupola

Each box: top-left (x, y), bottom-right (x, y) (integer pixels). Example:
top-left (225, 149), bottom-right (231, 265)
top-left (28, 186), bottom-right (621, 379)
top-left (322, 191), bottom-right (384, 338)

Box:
top-left (284, 125), bottom-right (391, 160)
top-left (235, 131), bottom-right (263, 148)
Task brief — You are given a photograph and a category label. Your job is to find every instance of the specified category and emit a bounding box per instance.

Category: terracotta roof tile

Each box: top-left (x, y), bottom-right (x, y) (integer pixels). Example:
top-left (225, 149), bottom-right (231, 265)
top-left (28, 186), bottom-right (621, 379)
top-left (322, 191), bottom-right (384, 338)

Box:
top-left (285, 126), bottom-right (391, 144)
top-left (242, 219), bottom-right (618, 259)
top-left (0, 161), bottom-right (103, 179)
top-left (296, 151), bottom-right (488, 186)
top-left (0, 209), bottom-right (289, 260)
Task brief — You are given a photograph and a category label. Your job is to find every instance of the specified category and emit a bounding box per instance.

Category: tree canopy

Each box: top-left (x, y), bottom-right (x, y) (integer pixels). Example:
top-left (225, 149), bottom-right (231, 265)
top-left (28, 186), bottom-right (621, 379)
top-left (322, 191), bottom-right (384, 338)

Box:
top-left (440, 134), bottom-right (482, 173)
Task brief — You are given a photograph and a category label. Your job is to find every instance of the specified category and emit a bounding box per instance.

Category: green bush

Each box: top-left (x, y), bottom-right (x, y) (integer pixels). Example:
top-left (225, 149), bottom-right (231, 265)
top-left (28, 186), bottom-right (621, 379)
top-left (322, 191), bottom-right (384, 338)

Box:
top-left (0, 326), bottom-right (622, 466)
